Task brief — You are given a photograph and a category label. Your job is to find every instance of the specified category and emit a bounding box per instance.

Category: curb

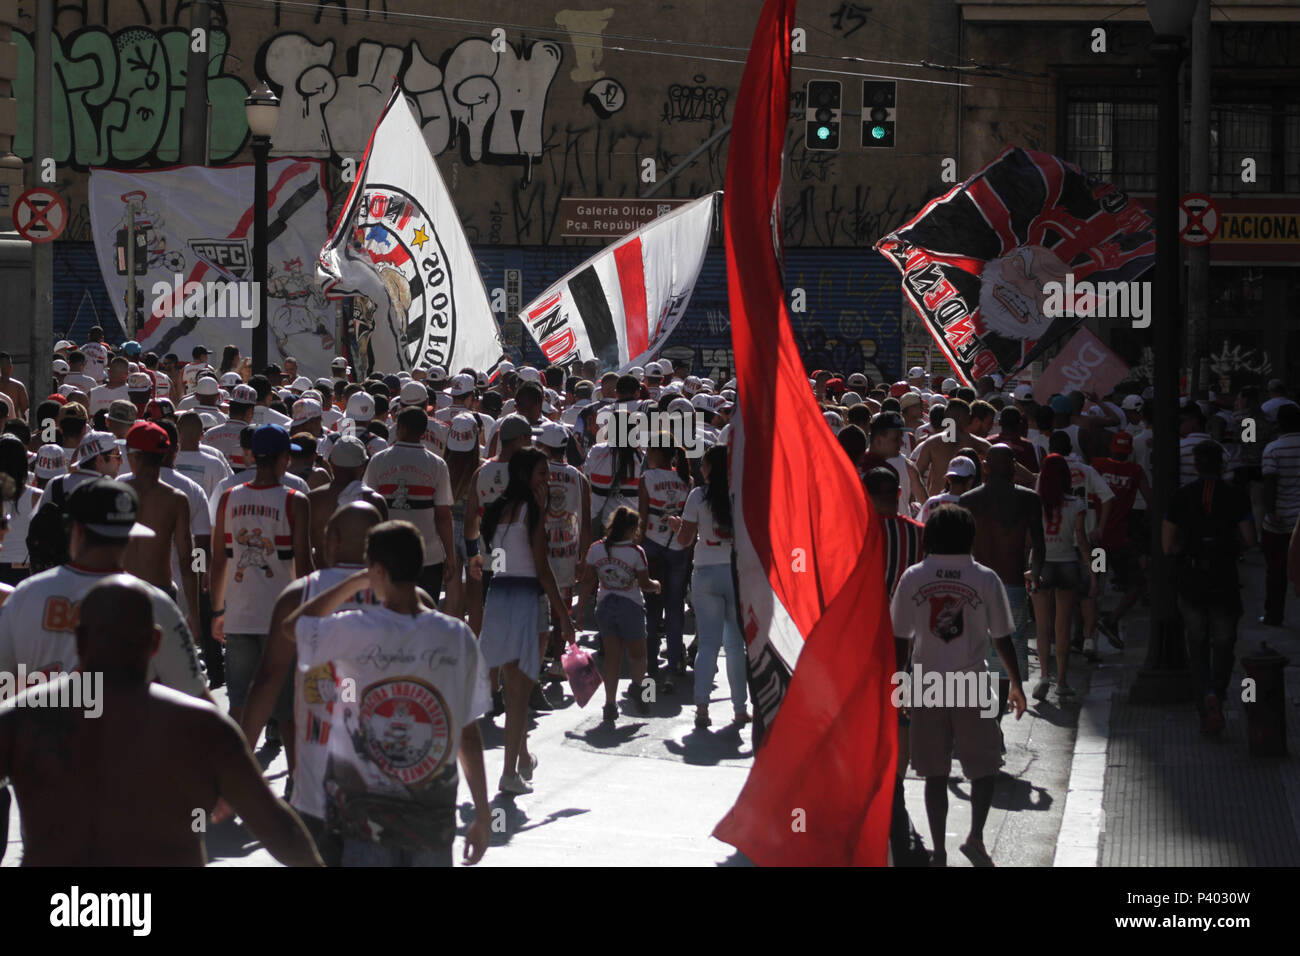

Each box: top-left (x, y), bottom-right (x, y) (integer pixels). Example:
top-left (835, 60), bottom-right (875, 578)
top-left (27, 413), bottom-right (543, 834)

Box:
top-left (1053, 667), bottom-right (1117, 866)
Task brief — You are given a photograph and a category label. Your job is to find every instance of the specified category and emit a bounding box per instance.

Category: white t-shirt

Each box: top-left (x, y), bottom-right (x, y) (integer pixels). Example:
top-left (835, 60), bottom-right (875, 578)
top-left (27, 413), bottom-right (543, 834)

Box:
top-left (584, 539), bottom-right (648, 606)
top-left (174, 447), bottom-right (234, 500)
top-left (641, 467), bottom-right (688, 549)
top-left (252, 405), bottom-right (293, 428)
top-left (204, 419), bottom-right (252, 470)
top-left (1, 486), bottom-right (41, 565)
top-left (681, 486), bottom-right (733, 566)
top-left (291, 564), bottom-right (379, 820)
top-left (89, 383), bottom-right (129, 414)
top-left (81, 342), bottom-right (109, 382)
top-left (1043, 496), bottom-right (1087, 562)
top-left (364, 442), bottom-right (454, 565)
top-left (0, 564), bottom-right (207, 698)
top-left (1262, 432), bottom-right (1300, 534)
top-left (1066, 455), bottom-right (1115, 536)
top-left (546, 460), bottom-right (584, 584)
top-left (890, 554), bottom-right (1014, 675)
top-left (295, 605), bottom-right (490, 847)
top-left (918, 492), bottom-right (960, 525)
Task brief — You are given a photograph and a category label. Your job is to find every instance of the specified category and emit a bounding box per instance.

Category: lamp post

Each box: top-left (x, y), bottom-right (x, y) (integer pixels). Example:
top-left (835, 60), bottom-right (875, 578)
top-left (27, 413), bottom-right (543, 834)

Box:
top-left (244, 83), bottom-right (280, 374)
top-left (1131, 0), bottom-right (1198, 704)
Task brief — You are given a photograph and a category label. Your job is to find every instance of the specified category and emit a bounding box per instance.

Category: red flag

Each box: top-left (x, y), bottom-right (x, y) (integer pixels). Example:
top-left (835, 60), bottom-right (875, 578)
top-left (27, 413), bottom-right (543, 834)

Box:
top-left (712, 0), bottom-right (897, 866)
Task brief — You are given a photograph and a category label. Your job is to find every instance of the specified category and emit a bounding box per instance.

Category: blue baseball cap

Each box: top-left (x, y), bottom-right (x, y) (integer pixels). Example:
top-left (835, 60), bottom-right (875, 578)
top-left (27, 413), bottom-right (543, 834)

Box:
top-left (121, 340), bottom-right (142, 357)
top-left (251, 424), bottom-right (300, 458)
top-left (1049, 394), bottom-right (1073, 415)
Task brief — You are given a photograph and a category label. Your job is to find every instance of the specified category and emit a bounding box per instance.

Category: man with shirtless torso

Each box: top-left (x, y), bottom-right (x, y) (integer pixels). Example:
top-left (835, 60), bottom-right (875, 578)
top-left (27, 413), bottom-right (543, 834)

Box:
top-left (0, 352), bottom-right (28, 423)
top-left (121, 422), bottom-right (199, 637)
top-left (960, 445), bottom-right (1044, 718)
top-left (308, 436), bottom-right (386, 565)
top-left (0, 577), bottom-right (321, 866)
top-left (913, 399), bottom-right (993, 496)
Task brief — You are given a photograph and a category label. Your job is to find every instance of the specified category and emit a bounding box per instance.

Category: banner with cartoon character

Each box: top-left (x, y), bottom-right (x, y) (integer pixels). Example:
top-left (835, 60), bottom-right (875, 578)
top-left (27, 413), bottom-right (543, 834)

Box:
top-left (318, 86), bottom-right (505, 376)
top-left (875, 146), bottom-right (1155, 386)
top-left (89, 160), bottom-right (339, 377)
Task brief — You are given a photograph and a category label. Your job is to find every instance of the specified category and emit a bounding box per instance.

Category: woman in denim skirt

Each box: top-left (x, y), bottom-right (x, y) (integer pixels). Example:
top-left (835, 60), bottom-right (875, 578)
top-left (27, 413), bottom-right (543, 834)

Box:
top-left (478, 448), bottom-right (574, 795)
top-left (575, 507), bottom-right (661, 724)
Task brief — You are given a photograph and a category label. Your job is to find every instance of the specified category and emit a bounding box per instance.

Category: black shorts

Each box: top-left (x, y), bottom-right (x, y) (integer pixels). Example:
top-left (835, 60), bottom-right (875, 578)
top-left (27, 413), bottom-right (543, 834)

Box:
top-left (1039, 560), bottom-right (1086, 595)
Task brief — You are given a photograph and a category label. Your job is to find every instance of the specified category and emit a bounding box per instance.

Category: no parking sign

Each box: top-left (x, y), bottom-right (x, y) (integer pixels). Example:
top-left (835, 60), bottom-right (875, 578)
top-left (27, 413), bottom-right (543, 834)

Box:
top-left (1178, 193), bottom-right (1219, 246)
top-left (14, 187), bottom-right (68, 243)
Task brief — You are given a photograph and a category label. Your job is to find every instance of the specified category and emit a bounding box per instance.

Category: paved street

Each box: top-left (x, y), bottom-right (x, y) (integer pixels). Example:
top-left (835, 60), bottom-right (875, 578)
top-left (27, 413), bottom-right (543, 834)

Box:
top-left (2, 551), bottom-right (1295, 867)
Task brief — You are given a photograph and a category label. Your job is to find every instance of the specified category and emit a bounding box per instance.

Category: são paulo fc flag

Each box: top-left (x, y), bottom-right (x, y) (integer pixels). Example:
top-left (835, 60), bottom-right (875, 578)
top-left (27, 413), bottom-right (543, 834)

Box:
top-left (712, 0), bottom-right (896, 866)
top-left (517, 192), bottom-right (718, 371)
top-left (318, 86), bottom-right (505, 375)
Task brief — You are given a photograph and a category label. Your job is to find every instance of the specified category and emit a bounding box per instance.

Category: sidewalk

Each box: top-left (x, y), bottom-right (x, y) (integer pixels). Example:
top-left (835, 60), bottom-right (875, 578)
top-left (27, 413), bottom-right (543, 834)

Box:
top-left (1094, 550), bottom-right (1300, 866)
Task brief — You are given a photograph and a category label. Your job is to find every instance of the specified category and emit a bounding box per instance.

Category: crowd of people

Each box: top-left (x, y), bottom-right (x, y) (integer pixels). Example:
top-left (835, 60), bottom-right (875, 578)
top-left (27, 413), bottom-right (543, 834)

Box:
top-left (0, 329), bottom-right (1289, 868)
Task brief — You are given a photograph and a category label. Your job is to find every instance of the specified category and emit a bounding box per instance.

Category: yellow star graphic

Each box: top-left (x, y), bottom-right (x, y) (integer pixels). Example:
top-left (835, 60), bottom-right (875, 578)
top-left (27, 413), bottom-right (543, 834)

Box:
top-left (411, 226), bottom-right (429, 250)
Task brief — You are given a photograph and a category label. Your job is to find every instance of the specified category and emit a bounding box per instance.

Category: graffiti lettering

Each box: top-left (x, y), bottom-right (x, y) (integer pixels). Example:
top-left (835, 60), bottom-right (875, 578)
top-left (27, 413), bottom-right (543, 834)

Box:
top-left (15, 27), bottom-right (248, 169)
top-left (829, 2), bottom-right (872, 38)
top-left (661, 75), bottom-right (729, 125)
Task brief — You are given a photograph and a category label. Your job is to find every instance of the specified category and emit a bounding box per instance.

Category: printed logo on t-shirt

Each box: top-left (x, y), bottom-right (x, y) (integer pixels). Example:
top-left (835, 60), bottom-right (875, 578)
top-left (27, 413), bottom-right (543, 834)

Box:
top-left (910, 579), bottom-right (984, 643)
top-left (347, 678), bottom-right (453, 787)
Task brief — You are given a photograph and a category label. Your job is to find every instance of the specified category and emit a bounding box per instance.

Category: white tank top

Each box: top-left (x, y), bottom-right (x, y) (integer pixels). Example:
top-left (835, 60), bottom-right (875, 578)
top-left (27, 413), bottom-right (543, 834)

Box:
top-left (219, 481), bottom-right (302, 633)
top-left (493, 510), bottom-right (536, 579)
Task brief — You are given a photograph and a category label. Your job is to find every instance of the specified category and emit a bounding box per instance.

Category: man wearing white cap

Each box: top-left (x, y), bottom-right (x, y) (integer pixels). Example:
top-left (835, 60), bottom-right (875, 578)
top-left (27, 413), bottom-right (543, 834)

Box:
top-left (33, 442), bottom-right (67, 488)
top-left (364, 406), bottom-right (457, 603)
top-left (291, 398), bottom-right (324, 438)
top-left (43, 431), bottom-right (125, 501)
top-left (907, 366), bottom-right (926, 389)
top-left (330, 356), bottom-right (350, 381)
top-left (436, 373), bottom-right (478, 424)
top-left (203, 383), bottom-right (258, 469)
top-left (918, 455), bottom-right (978, 523)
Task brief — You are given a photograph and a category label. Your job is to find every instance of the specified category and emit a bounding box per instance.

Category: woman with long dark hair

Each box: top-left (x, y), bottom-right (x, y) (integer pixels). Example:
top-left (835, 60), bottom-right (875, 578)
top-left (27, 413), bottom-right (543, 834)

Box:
top-left (670, 443), bottom-right (748, 729)
top-left (443, 413), bottom-right (484, 632)
top-left (219, 345), bottom-right (242, 376)
top-left (575, 507), bottom-right (661, 723)
top-left (1030, 453), bottom-right (1089, 702)
top-left (477, 448), bottom-right (574, 795)
top-left (0, 434), bottom-right (40, 585)
top-left (638, 442), bottom-right (690, 690)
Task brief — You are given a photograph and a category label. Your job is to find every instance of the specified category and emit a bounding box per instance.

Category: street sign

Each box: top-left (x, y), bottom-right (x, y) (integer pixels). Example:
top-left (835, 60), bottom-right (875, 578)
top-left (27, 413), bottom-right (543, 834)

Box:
top-left (1178, 192), bottom-right (1219, 246)
top-left (14, 187), bottom-right (68, 243)
top-left (559, 197), bottom-right (693, 238)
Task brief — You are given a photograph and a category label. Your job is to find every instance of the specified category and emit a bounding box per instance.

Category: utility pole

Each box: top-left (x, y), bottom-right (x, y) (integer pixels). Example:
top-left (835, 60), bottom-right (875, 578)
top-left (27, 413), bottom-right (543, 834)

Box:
top-left (1186, 0), bottom-right (1211, 395)
top-left (182, 0), bottom-right (212, 166)
top-left (31, 0), bottom-right (52, 387)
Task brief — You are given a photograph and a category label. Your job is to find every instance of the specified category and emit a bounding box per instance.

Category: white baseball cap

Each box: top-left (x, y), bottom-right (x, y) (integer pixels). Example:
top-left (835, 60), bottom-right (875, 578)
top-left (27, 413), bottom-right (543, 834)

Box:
top-left (1121, 395), bottom-right (1144, 411)
top-left (1013, 384), bottom-right (1034, 401)
top-left (517, 366), bottom-right (542, 384)
top-left (196, 377), bottom-right (221, 397)
top-left (345, 391), bottom-right (375, 420)
top-left (220, 372), bottom-right (242, 387)
top-left (908, 366), bottom-right (925, 379)
top-left (230, 384), bottom-right (258, 405)
top-left (291, 399), bottom-right (323, 428)
top-left (52, 358), bottom-right (69, 374)
top-left (946, 456), bottom-right (977, 478)
top-left (537, 421), bottom-right (569, 449)
top-left (840, 391), bottom-right (862, 407)
top-left (35, 443), bottom-right (66, 480)
top-left (446, 413), bottom-right (479, 452)
top-left (328, 435), bottom-right (367, 468)
top-left (942, 378), bottom-right (959, 392)
top-left (628, 366), bottom-right (645, 383)
top-left (448, 373), bottom-right (476, 397)
top-left (76, 430), bottom-right (126, 464)
top-left (290, 376), bottom-right (313, 392)
top-left (428, 364), bottom-right (448, 380)
top-left (823, 410), bottom-right (843, 434)
top-left (400, 381), bottom-right (429, 406)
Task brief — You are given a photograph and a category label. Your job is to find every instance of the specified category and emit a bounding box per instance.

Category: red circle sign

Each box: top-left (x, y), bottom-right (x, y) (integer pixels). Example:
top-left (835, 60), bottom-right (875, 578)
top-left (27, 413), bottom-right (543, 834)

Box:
top-left (14, 188), bottom-right (68, 243)
top-left (1178, 192), bottom-right (1219, 245)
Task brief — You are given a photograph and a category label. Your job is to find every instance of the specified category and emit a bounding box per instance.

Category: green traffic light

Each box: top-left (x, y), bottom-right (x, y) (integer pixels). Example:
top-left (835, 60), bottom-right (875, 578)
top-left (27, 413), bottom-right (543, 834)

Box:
top-left (871, 125), bottom-right (887, 140)
top-left (817, 126), bottom-right (831, 141)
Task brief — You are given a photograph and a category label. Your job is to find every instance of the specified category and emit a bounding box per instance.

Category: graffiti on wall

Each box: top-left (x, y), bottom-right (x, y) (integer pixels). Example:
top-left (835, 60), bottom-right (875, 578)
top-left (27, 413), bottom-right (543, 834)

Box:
top-left (15, 26), bottom-right (249, 168)
top-left (258, 33), bottom-right (565, 185)
top-left (661, 75), bottom-right (729, 125)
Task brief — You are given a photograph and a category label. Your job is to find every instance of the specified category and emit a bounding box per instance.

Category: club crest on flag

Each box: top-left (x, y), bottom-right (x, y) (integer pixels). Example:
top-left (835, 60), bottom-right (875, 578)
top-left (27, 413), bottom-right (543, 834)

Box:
top-left (347, 186), bottom-right (458, 371)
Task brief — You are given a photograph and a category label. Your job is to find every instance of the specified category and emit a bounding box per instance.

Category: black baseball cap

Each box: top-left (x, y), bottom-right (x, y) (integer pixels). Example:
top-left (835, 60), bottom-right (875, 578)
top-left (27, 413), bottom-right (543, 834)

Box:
top-left (67, 478), bottom-right (156, 540)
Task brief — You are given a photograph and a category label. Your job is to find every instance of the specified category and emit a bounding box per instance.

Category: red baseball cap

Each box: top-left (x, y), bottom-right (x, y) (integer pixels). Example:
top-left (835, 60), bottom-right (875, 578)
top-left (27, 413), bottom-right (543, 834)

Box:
top-left (45, 393), bottom-right (68, 405)
top-left (889, 381), bottom-right (911, 398)
top-left (1111, 431), bottom-right (1134, 455)
top-left (126, 421), bottom-right (170, 455)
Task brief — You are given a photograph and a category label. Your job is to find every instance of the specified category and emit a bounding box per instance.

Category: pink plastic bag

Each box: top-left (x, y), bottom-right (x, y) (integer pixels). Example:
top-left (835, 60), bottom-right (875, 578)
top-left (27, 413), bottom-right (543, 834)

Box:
top-left (562, 641), bottom-right (603, 708)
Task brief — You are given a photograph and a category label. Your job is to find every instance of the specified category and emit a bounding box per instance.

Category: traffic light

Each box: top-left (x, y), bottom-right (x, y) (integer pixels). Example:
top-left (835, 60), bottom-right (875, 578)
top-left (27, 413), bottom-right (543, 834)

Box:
top-left (806, 79), bottom-right (842, 150)
top-left (862, 80), bottom-right (897, 148)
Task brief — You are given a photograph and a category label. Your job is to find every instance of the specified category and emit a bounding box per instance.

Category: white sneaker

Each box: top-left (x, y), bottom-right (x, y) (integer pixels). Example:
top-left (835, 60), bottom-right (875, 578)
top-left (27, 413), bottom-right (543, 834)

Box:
top-left (519, 753), bottom-right (538, 782)
top-left (499, 772), bottom-right (533, 795)
top-left (1083, 637), bottom-right (1099, 661)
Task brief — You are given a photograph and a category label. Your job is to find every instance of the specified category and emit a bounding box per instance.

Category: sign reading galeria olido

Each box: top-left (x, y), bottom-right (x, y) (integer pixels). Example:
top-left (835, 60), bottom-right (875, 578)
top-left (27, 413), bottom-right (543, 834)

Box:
top-left (561, 197), bottom-right (695, 238)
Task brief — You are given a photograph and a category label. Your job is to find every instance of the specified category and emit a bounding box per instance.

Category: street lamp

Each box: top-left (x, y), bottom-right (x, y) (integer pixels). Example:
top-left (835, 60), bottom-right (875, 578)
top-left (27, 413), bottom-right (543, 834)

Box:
top-left (244, 83), bottom-right (279, 374)
top-left (1132, 0), bottom-right (1197, 704)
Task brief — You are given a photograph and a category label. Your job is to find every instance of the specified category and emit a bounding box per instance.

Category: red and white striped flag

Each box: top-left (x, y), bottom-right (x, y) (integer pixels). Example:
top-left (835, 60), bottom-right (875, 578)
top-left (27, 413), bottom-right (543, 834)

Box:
top-left (712, 0), bottom-right (897, 866)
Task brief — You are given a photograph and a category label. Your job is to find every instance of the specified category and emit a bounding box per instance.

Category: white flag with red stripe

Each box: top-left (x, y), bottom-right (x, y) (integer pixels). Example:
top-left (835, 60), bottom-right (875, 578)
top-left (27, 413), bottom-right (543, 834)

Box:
top-left (517, 192), bottom-right (718, 371)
